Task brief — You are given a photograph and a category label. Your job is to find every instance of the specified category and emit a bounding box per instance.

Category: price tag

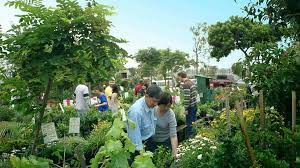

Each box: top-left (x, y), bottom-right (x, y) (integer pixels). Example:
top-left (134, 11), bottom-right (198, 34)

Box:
top-left (41, 122), bottom-right (58, 144)
top-left (69, 117), bottom-right (80, 134)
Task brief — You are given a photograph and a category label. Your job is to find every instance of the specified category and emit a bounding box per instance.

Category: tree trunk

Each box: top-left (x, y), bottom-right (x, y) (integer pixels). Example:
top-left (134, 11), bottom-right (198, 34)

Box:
top-left (259, 90), bottom-right (265, 129)
top-left (31, 78), bottom-right (53, 154)
top-left (195, 53), bottom-right (199, 75)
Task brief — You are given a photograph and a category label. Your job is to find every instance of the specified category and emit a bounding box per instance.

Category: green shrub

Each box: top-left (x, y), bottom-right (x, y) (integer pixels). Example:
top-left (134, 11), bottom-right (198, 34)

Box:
top-left (152, 146), bottom-right (174, 168)
top-left (0, 121), bottom-right (33, 154)
top-left (0, 105), bottom-right (15, 121)
top-left (10, 155), bottom-right (52, 168)
top-left (172, 104), bottom-right (185, 126)
top-left (176, 135), bottom-right (221, 168)
top-left (85, 120), bottom-right (112, 155)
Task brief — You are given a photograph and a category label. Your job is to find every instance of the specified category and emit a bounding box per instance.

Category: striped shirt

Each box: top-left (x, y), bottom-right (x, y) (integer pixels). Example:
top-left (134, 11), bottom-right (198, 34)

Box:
top-left (181, 79), bottom-right (198, 109)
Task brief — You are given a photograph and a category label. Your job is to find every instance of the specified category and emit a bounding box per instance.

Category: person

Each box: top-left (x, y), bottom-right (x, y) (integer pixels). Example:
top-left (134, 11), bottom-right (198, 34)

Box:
top-left (127, 84), bottom-right (163, 152)
top-left (134, 80), bottom-right (144, 96)
top-left (95, 86), bottom-right (109, 112)
top-left (74, 83), bottom-right (90, 116)
top-left (105, 81), bottom-right (114, 101)
top-left (110, 84), bottom-right (120, 113)
top-left (152, 92), bottom-right (178, 158)
top-left (177, 71), bottom-right (198, 138)
top-left (138, 83), bottom-right (149, 97)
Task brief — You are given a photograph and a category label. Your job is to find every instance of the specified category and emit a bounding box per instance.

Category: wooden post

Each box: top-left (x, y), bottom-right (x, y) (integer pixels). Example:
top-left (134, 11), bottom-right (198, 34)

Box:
top-left (226, 97), bottom-right (231, 134)
top-left (292, 91), bottom-right (296, 134)
top-left (259, 90), bottom-right (265, 129)
top-left (292, 91), bottom-right (296, 168)
top-left (235, 101), bottom-right (258, 168)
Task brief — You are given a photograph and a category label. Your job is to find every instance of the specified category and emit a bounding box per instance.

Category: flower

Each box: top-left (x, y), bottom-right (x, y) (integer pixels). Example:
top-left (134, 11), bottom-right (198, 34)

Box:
top-left (203, 137), bottom-right (209, 141)
top-left (210, 146), bottom-right (217, 149)
top-left (197, 154), bottom-right (203, 160)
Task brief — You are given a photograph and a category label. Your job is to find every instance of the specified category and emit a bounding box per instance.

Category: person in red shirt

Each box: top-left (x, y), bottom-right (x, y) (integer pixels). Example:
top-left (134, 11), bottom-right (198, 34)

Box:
top-left (134, 80), bottom-right (144, 96)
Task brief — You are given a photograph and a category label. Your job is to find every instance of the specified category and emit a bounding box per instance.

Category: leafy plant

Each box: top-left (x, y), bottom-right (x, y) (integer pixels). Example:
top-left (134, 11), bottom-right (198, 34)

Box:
top-left (172, 103), bottom-right (185, 126)
top-left (0, 121), bottom-right (33, 154)
top-left (85, 120), bottom-right (112, 155)
top-left (90, 117), bottom-right (135, 168)
top-left (10, 155), bottom-right (52, 168)
top-left (152, 145), bottom-right (174, 168)
top-left (176, 135), bottom-right (221, 168)
top-left (132, 150), bottom-right (155, 168)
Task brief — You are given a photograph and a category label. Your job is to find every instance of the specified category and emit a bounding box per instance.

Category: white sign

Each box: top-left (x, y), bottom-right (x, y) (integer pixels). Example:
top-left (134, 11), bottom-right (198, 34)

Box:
top-left (124, 92), bottom-right (129, 99)
top-left (69, 117), bottom-right (80, 134)
top-left (90, 97), bottom-right (98, 106)
top-left (41, 122), bottom-right (58, 144)
top-left (200, 92), bottom-right (204, 98)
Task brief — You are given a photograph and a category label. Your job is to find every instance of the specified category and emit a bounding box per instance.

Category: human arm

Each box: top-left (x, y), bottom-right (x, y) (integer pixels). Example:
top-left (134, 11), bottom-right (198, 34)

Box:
top-left (127, 108), bottom-right (143, 151)
top-left (94, 95), bottom-right (108, 107)
top-left (169, 110), bottom-right (178, 157)
top-left (171, 136), bottom-right (178, 158)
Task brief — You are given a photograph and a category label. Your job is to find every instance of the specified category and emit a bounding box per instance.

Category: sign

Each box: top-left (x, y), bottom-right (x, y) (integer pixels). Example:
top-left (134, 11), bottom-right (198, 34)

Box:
top-left (41, 122), bottom-right (58, 144)
top-left (90, 96), bottom-right (98, 106)
top-left (69, 117), bottom-right (80, 134)
top-left (124, 92), bottom-right (129, 99)
top-left (199, 92), bottom-right (204, 98)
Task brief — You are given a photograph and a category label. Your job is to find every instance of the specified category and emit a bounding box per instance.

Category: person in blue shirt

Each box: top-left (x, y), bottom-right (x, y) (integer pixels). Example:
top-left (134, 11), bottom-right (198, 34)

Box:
top-left (127, 84), bottom-right (163, 152)
top-left (95, 86), bottom-right (108, 112)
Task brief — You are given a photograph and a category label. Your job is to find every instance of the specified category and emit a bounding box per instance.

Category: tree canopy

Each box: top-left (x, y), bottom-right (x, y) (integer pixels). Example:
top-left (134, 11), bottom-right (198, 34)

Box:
top-left (208, 16), bottom-right (278, 60)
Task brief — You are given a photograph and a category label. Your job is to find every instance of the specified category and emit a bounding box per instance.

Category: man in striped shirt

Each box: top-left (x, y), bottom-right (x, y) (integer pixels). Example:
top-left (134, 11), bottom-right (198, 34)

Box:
top-left (177, 71), bottom-right (198, 138)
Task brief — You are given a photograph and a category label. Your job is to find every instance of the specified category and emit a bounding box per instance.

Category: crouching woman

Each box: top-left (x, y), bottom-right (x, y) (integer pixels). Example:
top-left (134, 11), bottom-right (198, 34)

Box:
top-left (152, 92), bottom-right (178, 158)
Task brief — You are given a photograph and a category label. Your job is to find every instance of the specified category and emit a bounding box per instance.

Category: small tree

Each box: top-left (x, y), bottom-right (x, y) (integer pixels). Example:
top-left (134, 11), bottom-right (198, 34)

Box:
top-left (2, 0), bottom-right (127, 153)
top-left (159, 48), bottom-right (190, 84)
top-left (190, 22), bottom-right (210, 74)
top-left (134, 47), bottom-right (161, 82)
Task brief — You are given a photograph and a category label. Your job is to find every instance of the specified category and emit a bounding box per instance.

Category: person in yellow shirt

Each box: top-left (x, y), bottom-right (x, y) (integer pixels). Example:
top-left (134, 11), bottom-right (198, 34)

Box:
top-left (105, 81), bottom-right (114, 101)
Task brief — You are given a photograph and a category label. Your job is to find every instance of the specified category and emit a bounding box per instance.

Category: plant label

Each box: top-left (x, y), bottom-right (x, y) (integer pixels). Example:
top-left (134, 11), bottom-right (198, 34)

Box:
top-left (59, 103), bottom-right (65, 113)
top-left (41, 122), bottom-right (58, 144)
top-left (124, 92), bottom-right (129, 99)
top-left (69, 117), bottom-right (80, 134)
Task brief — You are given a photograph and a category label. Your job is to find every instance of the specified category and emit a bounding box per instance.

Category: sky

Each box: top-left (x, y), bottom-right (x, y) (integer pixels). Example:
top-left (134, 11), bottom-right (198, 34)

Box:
top-left (0, 0), bottom-right (249, 69)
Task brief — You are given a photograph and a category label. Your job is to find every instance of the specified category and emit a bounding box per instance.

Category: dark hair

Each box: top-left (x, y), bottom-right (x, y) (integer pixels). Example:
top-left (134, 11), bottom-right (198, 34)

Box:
top-left (112, 84), bottom-right (119, 94)
top-left (158, 92), bottom-right (172, 105)
top-left (144, 83), bottom-right (149, 88)
top-left (177, 71), bottom-right (187, 78)
top-left (146, 84), bottom-right (163, 99)
top-left (97, 86), bottom-right (104, 92)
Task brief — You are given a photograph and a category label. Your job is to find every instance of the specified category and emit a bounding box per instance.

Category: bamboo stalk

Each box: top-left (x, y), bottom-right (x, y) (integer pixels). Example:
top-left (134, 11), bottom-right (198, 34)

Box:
top-left (226, 97), bottom-right (231, 134)
top-left (292, 91), bottom-right (296, 133)
top-left (235, 101), bottom-right (258, 168)
top-left (291, 91), bottom-right (296, 168)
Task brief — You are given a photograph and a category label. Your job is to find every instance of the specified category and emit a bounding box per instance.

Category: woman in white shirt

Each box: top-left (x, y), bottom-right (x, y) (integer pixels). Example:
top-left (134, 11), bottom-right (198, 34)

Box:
top-left (110, 84), bottom-right (119, 113)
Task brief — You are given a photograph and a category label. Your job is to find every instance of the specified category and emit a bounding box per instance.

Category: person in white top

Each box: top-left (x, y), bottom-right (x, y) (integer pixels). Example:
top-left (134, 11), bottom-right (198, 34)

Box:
top-left (109, 84), bottom-right (120, 113)
top-left (74, 84), bottom-right (90, 116)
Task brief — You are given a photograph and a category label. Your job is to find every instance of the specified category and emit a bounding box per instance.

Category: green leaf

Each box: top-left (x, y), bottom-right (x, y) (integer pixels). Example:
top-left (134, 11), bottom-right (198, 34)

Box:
top-left (132, 151), bottom-right (155, 168)
top-left (106, 140), bottom-right (123, 153)
top-left (125, 137), bottom-right (136, 153)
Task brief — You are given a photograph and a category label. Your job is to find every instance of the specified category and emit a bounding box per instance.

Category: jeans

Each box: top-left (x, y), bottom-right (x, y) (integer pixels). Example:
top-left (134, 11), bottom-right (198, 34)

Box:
top-left (185, 106), bottom-right (197, 138)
